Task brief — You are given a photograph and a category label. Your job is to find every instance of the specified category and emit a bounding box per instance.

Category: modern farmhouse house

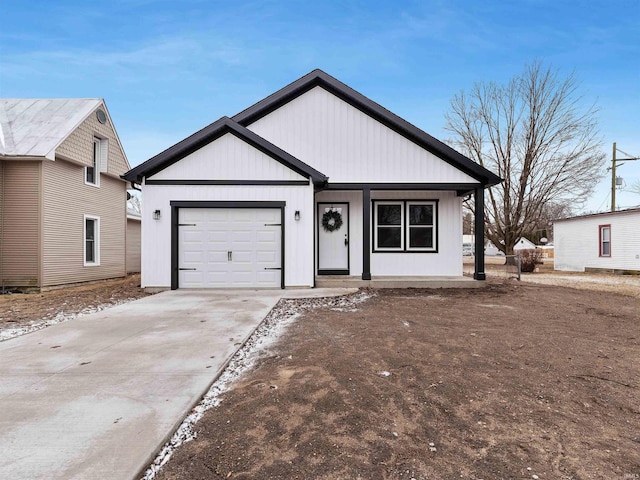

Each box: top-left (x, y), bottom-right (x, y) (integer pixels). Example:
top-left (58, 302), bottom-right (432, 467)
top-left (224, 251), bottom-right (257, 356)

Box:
top-left (123, 70), bottom-right (501, 290)
top-left (554, 208), bottom-right (640, 273)
top-left (0, 99), bottom-right (131, 290)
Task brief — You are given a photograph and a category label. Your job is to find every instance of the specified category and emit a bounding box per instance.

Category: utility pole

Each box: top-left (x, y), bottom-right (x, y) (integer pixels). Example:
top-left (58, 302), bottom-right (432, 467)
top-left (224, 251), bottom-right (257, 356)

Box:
top-left (611, 143), bottom-right (616, 212)
top-left (610, 142), bottom-right (640, 212)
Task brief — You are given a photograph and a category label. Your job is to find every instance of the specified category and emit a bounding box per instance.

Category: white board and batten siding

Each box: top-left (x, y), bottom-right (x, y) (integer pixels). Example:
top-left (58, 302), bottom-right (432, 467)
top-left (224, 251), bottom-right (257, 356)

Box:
top-left (142, 135), bottom-right (314, 289)
top-left (315, 190), bottom-right (464, 277)
top-left (149, 133), bottom-right (306, 182)
top-left (247, 86), bottom-right (479, 185)
top-left (554, 210), bottom-right (640, 272)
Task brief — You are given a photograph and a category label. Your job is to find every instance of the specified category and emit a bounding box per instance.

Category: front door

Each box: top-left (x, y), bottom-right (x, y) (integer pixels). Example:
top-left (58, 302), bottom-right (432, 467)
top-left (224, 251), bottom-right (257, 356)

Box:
top-left (317, 203), bottom-right (349, 274)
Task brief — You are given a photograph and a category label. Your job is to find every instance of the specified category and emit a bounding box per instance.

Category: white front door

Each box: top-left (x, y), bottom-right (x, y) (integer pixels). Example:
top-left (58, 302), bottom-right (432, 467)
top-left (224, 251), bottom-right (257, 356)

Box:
top-left (317, 203), bottom-right (349, 274)
top-left (178, 208), bottom-right (281, 288)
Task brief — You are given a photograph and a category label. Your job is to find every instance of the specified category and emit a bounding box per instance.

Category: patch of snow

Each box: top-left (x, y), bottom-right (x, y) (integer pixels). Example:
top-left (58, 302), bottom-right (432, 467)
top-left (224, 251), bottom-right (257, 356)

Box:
top-left (141, 289), bottom-right (375, 480)
top-left (0, 298), bottom-right (138, 342)
top-left (378, 371), bottom-right (391, 377)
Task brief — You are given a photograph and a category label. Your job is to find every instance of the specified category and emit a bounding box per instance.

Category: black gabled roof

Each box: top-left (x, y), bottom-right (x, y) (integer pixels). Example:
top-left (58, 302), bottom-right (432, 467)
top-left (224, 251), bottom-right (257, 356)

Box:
top-left (122, 116), bottom-right (327, 184)
top-left (233, 69), bottom-right (502, 187)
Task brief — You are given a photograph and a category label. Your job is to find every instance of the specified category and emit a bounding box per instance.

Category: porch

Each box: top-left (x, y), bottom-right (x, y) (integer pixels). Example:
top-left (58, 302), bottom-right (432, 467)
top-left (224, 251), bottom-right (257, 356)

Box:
top-left (315, 275), bottom-right (483, 289)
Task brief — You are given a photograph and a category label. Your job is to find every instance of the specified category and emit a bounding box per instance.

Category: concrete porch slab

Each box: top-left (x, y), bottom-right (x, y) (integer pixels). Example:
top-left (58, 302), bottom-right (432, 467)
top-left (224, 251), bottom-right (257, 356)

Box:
top-left (315, 275), bottom-right (485, 289)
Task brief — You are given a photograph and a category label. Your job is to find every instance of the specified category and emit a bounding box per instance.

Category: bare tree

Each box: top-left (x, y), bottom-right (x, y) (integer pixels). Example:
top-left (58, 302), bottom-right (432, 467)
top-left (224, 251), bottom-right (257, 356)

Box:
top-left (446, 62), bottom-right (605, 254)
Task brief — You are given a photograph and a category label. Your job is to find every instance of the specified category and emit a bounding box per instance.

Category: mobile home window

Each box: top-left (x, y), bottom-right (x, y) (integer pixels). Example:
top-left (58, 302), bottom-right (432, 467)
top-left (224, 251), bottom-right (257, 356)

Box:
top-left (84, 215), bottom-right (100, 266)
top-left (599, 225), bottom-right (611, 257)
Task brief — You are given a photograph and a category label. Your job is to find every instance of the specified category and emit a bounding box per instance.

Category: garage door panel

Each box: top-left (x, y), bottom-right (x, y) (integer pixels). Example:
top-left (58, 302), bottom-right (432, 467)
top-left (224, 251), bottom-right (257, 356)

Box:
top-left (256, 250), bottom-right (277, 263)
top-left (178, 207), bottom-right (281, 288)
top-left (256, 271), bottom-right (279, 285)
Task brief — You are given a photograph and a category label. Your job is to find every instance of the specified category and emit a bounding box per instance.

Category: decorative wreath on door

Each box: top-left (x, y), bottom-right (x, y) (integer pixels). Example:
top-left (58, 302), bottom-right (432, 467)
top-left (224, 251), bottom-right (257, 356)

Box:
top-left (322, 209), bottom-right (343, 232)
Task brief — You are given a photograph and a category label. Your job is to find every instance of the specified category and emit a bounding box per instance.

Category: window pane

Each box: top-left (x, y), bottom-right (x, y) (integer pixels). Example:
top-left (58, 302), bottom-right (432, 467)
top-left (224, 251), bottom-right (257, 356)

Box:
top-left (377, 204), bottom-right (402, 225)
top-left (86, 219), bottom-right (94, 240)
top-left (409, 205), bottom-right (433, 225)
top-left (86, 241), bottom-right (94, 262)
top-left (409, 227), bottom-right (433, 248)
top-left (602, 241), bottom-right (610, 256)
top-left (602, 227), bottom-right (610, 242)
top-left (86, 167), bottom-right (94, 183)
top-left (377, 227), bottom-right (402, 248)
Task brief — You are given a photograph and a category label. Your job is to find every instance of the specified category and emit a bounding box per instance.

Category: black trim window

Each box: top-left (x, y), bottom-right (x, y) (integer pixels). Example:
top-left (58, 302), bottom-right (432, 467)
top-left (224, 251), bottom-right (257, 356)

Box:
top-left (375, 202), bottom-right (403, 250)
top-left (373, 200), bottom-right (437, 252)
top-left (407, 202), bottom-right (435, 250)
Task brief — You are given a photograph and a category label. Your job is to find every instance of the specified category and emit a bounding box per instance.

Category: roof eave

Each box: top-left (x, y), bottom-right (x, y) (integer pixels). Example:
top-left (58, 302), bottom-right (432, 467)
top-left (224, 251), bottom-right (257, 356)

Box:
top-left (122, 117), bottom-right (328, 184)
top-left (233, 69), bottom-right (502, 187)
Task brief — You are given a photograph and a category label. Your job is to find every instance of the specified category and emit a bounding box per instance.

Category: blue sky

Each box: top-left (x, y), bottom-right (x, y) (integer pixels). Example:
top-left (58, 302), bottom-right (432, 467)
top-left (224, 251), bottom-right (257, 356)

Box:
top-left (1, 0), bottom-right (638, 213)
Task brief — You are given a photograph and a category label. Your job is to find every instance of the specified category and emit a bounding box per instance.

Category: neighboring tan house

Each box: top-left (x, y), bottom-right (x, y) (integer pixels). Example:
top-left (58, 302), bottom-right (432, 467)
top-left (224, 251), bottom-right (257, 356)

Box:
top-left (554, 208), bottom-right (640, 273)
top-left (126, 209), bottom-right (141, 274)
top-left (124, 70), bottom-right (502, 290)
top-left (0, 99), bottom-right (131, 289)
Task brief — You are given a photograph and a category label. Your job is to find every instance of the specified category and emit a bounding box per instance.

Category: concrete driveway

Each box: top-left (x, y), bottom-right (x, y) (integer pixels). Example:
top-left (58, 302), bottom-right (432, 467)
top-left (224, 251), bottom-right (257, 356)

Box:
top-left (0, 288), bottom-right (355, 480)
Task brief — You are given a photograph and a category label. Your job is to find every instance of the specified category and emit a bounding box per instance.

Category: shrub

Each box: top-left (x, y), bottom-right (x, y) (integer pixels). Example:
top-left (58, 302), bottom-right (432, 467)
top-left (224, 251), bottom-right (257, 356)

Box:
top-left (519, 249), bottom-right (544, 273)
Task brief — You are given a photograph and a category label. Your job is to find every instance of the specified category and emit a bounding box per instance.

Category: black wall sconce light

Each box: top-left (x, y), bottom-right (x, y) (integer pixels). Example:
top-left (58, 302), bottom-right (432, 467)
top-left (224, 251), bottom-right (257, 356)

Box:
top-left (294, 210), bottom-right (301, 221)
top-left (153, 209), bottom-right (161, 220)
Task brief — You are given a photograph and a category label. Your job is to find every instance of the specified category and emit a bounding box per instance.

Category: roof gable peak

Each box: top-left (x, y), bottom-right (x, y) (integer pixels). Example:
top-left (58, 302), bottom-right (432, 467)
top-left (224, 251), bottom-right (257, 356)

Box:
top-left (233, 70), bottom-right (501, 186)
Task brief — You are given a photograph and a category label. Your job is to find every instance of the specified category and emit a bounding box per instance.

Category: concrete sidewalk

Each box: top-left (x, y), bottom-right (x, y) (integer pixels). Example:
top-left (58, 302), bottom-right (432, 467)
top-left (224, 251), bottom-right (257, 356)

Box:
top-left (0, 288), bottom-right (355, 480)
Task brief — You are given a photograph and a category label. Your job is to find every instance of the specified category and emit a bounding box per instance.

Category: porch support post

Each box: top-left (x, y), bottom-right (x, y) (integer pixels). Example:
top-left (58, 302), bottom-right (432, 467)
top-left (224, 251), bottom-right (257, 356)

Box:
top-left (473, 187), bottom-right (486, 280)
top-left (362, 187), bottom-right (372, 280)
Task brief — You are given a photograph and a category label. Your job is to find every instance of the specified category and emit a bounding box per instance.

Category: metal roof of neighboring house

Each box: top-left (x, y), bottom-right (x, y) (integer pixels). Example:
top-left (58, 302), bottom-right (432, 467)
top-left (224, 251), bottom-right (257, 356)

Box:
top-left (553, 207), bottom-right (640, 223)
top-left (0, 98), bottom-right (103, 160)
top-left (127, 209), bottom-right (142, 221)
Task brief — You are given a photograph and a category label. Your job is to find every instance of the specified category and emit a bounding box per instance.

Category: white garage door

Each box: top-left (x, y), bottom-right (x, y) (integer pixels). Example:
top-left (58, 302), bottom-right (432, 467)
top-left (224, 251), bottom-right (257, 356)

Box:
top-left (178, 208), bottom-right (282, 288)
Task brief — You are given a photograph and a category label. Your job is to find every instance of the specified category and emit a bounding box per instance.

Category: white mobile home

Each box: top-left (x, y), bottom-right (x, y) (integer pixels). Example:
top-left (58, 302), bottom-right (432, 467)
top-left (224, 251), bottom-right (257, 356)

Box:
top-left (123, 70), bottom-right (501, 290)
top-left (554, 208), bottom-right (640, 273)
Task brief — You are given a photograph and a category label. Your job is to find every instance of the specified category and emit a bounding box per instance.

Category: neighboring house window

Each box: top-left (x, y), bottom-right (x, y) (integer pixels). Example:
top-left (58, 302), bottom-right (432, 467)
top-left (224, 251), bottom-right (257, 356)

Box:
top-left (86, 138), bottom-right (99, 186)
top-left (599, 224), bottom-right (611, 257)
top-left (373, 200), bottom-right (438, 252)
top-left (86, 137), bottom-right (107, 186)
top-left (84, 215), bottom-right (100, 266)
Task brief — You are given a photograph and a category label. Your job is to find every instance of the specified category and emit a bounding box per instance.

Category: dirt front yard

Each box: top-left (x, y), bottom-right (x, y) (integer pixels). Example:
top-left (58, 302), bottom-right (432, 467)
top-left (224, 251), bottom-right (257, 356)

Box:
top-left (157, 283), bottom-right (639, 480)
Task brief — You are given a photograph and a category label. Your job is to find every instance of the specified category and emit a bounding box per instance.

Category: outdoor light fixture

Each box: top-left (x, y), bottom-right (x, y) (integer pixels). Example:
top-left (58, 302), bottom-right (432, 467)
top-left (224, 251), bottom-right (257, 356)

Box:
top-left (294, 210), bottom-right (301, 221)
top-left (153, 209), bottom-right (161, 220)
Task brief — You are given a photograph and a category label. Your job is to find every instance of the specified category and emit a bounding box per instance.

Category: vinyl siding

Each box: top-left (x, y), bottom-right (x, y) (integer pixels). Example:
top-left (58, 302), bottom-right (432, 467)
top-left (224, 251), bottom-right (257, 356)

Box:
top-left (42, 158), bottom-right (126, 286)
top-left (247, 86), bottom-right (479, 184)
top-left (554, 211), bottom-right (640, 272)
top-left (0, 161), bottom-right (41, 286)
top-left (126, 218), bottom-right (141, 273)
top-left (56, 105), bottom-right (130, 177)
